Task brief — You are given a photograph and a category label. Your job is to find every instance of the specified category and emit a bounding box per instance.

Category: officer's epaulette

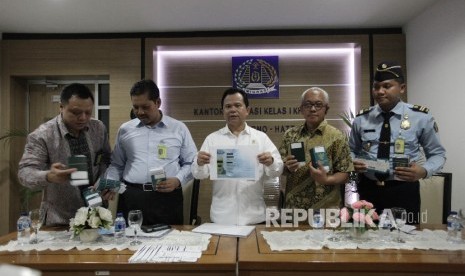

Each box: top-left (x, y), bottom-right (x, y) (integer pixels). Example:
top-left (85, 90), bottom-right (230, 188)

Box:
top-left (410, 104), bottom-right (429, 114)
top-left (356, 107), bottom-right (373, 117)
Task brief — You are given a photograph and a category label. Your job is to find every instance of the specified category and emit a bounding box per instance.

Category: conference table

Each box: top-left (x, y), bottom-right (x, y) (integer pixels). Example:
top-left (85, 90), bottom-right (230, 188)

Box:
top-left (0, 226), bottom-right (237, 276)
top-left (238, 225), bottom-right (465, 276)
top-left (2, 225), bottom-right (465, 276)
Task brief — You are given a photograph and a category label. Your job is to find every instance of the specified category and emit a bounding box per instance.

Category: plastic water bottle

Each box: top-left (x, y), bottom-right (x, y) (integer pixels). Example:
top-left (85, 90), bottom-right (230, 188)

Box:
top-left (447, 211), bottom-right (460, 243)
top-left (114, 212), bottom-right (126, 244)
top-left (17, 212), bottom-right (31, 245)
top-left (311, 211), bottom-right (324, 229)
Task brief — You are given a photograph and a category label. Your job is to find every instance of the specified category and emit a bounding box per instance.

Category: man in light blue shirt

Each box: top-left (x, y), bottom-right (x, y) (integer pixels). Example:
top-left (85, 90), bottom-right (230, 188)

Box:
top-left (106, 79), bottom-right (197, 225)
top-left (349, 61), bottom-right (446, 224)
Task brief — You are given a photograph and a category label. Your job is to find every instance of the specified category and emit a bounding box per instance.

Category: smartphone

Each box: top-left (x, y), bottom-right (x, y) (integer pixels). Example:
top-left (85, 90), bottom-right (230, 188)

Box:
top-left (141, 224), bottom-right (171, 233)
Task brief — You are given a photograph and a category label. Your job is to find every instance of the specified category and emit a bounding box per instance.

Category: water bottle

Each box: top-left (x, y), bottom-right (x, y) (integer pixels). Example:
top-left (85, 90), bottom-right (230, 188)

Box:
top-left (114, 212), bottom-right (126, 244)
top-left (446, 211), bottom-right (460, 243)
top-left (311, 211), bottom-right (324, 229)
top-left (17, 212), bottom-right (31, 245)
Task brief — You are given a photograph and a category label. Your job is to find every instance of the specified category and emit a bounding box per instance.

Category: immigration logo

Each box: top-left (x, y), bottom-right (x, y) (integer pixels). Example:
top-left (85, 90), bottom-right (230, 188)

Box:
top-left (232, 56), bottom-right (279, 99)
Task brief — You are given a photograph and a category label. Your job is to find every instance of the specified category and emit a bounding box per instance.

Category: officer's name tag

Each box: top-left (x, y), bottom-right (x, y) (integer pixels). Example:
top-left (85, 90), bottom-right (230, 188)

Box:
top-left (354, 157), bottom-right (389, 173)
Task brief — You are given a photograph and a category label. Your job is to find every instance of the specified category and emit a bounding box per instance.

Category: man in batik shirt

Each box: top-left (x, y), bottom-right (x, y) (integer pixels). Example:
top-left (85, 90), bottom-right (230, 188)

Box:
top-left (279, 87), bottom-right (353, 210)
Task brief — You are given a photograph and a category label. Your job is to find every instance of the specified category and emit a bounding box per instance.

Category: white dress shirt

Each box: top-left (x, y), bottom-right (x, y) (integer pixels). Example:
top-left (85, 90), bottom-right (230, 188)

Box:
top-left (192, 124), bottom-right (283, 225)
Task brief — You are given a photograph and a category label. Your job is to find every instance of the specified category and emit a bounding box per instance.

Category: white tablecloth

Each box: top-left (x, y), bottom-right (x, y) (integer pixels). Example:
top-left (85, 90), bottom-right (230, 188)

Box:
top-left (261, 229), bottom-right (465, 251)
top-left (0, 229), bottom-right (211, 252)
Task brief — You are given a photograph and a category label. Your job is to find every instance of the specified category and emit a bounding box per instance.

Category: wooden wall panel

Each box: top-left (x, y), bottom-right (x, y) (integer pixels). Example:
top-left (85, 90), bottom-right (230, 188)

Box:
top-left (1, 77), bottom-right (28, 235)
top-left (0, 32), bottom-right (403, 233)
top-left (145, 35), bottom-right (373, 223)
top-left (1, 39), bottom-right (140, 234)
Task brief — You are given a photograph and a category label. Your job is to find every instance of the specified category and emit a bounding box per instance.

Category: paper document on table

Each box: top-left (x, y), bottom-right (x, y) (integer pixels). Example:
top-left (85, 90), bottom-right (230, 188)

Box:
top-left (210, 145), bottom-right (259, 180)
top-left (192, 223), bottom-right (255, 237)
top-left (129, 244), bottom-right (202, 263)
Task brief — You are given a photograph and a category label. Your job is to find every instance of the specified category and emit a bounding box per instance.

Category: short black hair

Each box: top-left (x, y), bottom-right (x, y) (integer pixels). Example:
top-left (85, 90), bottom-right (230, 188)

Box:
top-left (221, 87), bottom-right (249, 108)
top-left (60, 83), bottom-right (94, 104)
top-left (130, 79), bottom-right (160, 101)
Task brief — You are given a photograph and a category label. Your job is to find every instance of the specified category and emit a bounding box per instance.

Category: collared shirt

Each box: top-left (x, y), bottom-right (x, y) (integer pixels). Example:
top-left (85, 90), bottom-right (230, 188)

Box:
top-left (106, 114), bottom-right (197, 185)
top-left (279, 120), bottom-right (353, 209)
top-left (191, 124), bottom-right (284, 225)
top-left (349, 101), bottom-right (446, 179)
top-left (18, 115), bottom-right (111, 225)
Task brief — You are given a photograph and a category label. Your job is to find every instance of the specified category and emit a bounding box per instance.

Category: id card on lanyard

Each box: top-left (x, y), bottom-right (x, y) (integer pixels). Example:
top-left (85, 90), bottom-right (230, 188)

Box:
top-left (158, 144), bottom-right (167, 159)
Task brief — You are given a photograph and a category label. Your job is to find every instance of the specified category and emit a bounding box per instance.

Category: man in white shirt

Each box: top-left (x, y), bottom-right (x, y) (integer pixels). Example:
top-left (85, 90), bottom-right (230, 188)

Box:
top-left (192, 88), bottom-right (283, 225)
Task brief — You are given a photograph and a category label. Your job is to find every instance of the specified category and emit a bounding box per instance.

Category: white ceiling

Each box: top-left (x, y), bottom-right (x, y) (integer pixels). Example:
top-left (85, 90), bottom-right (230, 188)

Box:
top-left (0, 0), bottom-right (438, 34)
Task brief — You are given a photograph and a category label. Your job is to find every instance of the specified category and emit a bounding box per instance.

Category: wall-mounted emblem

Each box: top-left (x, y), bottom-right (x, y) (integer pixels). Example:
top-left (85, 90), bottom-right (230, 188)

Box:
top-left (232, 56), bottom-right (279, 99)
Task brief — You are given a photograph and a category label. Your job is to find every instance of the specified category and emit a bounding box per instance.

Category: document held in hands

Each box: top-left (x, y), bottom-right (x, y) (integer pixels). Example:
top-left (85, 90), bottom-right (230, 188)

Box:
top-left (68, 155), bottom-right (89, 186)
top-left (309, 146), bottom-right (330, 172)
top-left (290, 142), bottom-right (306, 167)
top-left (353, 157), bottom-right (390, 173)
top-left (210, 145), bottom-right (259, 180)
top-left (192, 223), bottom-right (255, 237)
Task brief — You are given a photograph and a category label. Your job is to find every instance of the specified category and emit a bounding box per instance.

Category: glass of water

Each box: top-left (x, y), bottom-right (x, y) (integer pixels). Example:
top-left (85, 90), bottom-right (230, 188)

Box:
top-left (128, 210), bottom-right (143, 246)
top-left (391, 207), bottom-right (407, 243)
top-left (29, 208), bottom-right (45, 244)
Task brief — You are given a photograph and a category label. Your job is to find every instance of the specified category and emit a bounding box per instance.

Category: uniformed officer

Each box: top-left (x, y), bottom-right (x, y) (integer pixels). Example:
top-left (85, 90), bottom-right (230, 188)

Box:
top-left (349, 61), bottom-right (446, 224)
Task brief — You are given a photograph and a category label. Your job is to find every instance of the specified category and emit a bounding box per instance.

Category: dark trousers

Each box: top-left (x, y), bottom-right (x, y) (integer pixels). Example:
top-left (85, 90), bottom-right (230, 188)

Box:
top-left (117, 184), bottom-right (183, 225)
top-left (358, 174), bottom-right (420, 224)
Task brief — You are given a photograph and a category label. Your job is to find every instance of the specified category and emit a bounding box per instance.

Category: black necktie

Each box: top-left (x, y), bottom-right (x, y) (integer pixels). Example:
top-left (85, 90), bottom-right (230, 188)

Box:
top-left (375, 112), bottom-right (393, 182)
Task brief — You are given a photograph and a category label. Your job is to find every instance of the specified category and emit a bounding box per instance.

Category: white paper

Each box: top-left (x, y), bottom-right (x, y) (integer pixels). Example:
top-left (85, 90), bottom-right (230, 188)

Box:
top-left (192, 223), bottom-right (255, 237)
top-left (353, 157), bottom-right (389, 173)
top-left (210, 145), bottom-right (259, 180)
top-left (129, 244), bottom-right (203, 263)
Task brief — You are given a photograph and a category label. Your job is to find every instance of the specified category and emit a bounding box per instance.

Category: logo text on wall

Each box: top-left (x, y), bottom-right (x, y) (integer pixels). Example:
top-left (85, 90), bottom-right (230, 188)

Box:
top-left (232, 56), bottom-right (279, 99)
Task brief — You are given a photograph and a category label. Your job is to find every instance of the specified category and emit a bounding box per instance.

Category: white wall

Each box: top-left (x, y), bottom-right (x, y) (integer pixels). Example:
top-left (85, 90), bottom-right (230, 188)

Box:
top-left (404, 0), bottom-right (465, 213)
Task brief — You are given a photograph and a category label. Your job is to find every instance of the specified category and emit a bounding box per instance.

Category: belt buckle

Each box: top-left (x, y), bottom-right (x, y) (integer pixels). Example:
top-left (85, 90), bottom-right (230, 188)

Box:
top-left (142, 183), bottom-right (154, 192)
top-left (376, 181), bottom-right (385, 186)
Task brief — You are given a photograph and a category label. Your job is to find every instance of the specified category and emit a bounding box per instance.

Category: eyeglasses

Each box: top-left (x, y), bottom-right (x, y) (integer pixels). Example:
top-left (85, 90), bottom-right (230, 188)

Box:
top-left (301, 102), bottom-right (326, 111)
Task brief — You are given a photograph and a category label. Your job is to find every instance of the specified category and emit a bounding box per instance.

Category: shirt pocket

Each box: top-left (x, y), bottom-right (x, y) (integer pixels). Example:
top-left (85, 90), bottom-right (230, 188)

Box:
top-left (361, 132), bottom-right (378, 154)
top-left (162, 137), bottom-right (182, 160)
top-left (401, 131), bottom-right (418, 150)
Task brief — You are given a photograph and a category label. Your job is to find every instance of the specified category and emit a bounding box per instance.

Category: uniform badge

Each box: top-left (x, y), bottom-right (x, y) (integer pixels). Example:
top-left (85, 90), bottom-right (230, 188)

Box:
top-left (400, 114), bottom-right (410, 130)
top-left (434, 121), bottom-right (439, 133)
top-left (363, 142), bottom-right (372, 152)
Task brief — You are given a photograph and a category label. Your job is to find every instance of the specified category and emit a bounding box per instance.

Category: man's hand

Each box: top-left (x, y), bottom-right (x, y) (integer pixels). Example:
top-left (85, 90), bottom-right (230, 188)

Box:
top-left (46, 162), bottom-right (77, 184)
top-left (353, 159), bottom-right (368, 173)
top-left (394, 162), bottom-right (427, 182)
top-left (309, 162), bottom-right (329, 185)
top-left (196, 151), bottom-right (211, 166)
top-left (257, 152), bottom-right (274, 167)
top-left (284, 155), bottom-right (300, 173)
top-left (156, 177), bottom-right (181, 193)
top-left (100, 189), bottom-right (116, 200)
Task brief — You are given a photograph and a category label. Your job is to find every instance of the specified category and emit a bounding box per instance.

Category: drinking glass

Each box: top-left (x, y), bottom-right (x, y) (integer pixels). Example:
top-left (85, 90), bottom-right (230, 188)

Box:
top-left (29, 208), bottom-right (45, 244)
top-left (326, 207), bottom-right (340, 242)
top-left (128, 210), bottom-right (143, 246)
top-left (391, 207), bottom-right (407, 243)
top-left (378, 209), bottom-right (393, 242)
